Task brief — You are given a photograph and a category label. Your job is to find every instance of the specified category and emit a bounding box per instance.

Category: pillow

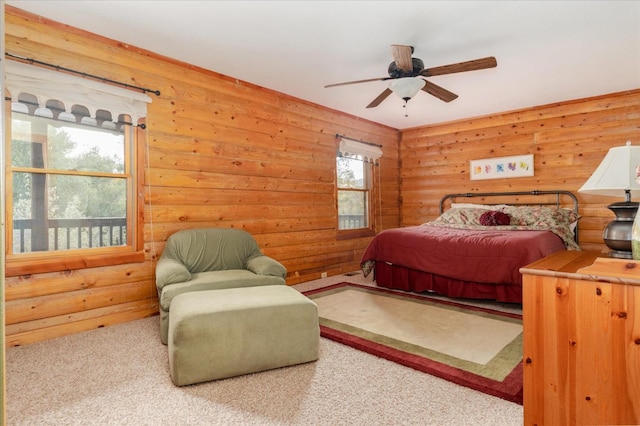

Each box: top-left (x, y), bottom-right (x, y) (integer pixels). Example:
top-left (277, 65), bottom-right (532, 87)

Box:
top-left (479, 210), bottom-right (512, 226)
top-left (450, 202), bottom-right (510, 210)
top-left (503, 206), bottom-right (579, 227)
top-left (431, 207), bottom-right (491, 226)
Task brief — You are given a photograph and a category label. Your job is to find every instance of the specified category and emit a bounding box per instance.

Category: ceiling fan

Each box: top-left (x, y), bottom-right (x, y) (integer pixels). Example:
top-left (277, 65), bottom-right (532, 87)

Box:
top-left (325, 45), bottom-right (497, 110)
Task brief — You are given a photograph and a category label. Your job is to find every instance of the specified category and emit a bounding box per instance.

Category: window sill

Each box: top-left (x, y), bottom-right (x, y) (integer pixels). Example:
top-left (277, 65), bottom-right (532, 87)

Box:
top-left (5, 251), bottom-right (146, 276)
top-left (336, 228), bottom-right (375, 240)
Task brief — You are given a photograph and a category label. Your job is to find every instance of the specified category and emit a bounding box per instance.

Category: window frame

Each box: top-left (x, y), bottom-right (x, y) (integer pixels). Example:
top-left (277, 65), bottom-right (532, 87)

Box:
top-left (4, 97), bottom-right (145, 276)
top-left (336, 154), bottom-right (377, 239)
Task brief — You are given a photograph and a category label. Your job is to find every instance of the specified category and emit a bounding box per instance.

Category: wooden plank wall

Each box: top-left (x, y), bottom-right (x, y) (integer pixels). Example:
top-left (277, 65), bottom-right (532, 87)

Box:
top-left (400, 90), bottom-right (640, 252)
top-left (3, 7), bottom-right (400, 346)
top-left (4, 6), bottom-right (639, 347)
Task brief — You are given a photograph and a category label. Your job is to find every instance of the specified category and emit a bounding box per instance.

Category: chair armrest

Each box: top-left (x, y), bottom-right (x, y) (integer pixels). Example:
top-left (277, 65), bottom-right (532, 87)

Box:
top-left (246, 255), bottom-right (287, 279)
top-left (156, 257), bottom-right (192, 289)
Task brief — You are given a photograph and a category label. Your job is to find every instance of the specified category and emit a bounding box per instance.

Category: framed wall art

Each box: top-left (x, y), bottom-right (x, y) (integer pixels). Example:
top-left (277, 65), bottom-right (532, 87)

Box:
top-left (470, 154), bottom-right (534, 181)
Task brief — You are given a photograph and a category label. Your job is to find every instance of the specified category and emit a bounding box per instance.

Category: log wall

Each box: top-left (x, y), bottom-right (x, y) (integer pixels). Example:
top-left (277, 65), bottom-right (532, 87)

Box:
top-left (3, 7), bottom-right (400, 346)
top-left (400, 90), bottom-right (640, 252)
top-left (4, 6), bottom-right (640, 347)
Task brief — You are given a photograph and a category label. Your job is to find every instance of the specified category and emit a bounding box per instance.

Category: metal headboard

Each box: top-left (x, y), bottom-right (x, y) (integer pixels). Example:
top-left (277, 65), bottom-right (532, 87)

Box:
top-left (439, 190), bottom-right (579, 243)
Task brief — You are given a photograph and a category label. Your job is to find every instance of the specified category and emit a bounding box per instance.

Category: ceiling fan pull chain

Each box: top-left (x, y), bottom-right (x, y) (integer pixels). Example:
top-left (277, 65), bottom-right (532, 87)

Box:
top-left (403, 99), bottom-right (409, 118)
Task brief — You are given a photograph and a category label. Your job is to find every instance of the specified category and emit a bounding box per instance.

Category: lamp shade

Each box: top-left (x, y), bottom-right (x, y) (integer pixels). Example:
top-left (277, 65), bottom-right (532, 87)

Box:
top-left (388, 77), bottom-right (426, 100)
top-left (578, 141), bottom-right (640, 199)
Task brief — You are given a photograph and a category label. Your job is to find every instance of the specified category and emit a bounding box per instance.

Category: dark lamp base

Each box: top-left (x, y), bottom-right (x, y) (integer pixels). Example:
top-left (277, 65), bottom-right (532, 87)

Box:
top-left (603, 201), bottom-right (639, 259)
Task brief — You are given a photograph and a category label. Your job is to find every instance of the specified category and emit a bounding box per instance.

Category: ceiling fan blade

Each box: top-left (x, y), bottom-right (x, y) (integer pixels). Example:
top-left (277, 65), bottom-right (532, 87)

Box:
top-left (391, 44), bottom-right (413, 72)
top-left (422, 80), bottom-right (458, 102)
top-left (366, 88), bottom-right (393, 108)
top-left (325, 77), bottom-right (389, 88)
top-left (421, 56), bottom-right (497, 77)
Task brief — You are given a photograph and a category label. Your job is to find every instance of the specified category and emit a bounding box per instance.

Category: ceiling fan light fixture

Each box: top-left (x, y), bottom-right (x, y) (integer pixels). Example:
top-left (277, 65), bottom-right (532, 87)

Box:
top-left (389, 77), bottom-right (426, 101)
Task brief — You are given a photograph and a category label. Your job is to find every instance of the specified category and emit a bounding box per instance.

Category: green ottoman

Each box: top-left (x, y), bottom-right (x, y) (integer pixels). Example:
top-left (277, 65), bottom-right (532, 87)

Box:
top-left (168, 285), bottom-right (319, 386)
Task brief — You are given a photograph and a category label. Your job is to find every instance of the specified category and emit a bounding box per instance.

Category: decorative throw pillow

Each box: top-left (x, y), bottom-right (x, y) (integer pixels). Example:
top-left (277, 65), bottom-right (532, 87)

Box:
top-left (479, 210), bottom-right (512, 226)
top-left (432, 208), bottom-right (490, 226)
top-left (504, 206), bottom-right (579, 227)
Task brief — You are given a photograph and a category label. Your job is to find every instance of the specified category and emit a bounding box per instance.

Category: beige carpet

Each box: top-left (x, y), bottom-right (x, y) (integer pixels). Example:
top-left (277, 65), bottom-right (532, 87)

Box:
top-left (6, 272), bottom-right (523, 425)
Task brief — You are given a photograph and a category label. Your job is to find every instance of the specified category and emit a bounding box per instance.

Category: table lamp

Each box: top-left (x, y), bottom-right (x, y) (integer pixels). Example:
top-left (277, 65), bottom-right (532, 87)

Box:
top-left (578, 141), bottom-right (640, 258)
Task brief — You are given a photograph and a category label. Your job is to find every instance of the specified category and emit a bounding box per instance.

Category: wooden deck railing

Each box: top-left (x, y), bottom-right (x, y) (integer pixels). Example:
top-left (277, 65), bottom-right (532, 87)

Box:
top-left (338, 214), bottom-right (366, 230)
top-left (13, 218), bottom-right (127, 252)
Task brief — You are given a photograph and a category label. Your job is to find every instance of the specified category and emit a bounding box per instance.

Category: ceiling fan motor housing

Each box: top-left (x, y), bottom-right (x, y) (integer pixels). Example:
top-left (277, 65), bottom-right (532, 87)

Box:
top-left (388, 58), bottom-right (424, 78)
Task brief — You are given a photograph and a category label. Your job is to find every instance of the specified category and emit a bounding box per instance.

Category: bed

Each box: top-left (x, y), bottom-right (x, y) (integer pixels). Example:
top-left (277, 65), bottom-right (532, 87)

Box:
top-left (360, 190), bottom-right (580, 303)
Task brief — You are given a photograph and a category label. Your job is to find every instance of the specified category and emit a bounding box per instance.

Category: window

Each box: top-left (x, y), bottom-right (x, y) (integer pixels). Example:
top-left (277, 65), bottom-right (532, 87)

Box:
top-left (4, 61), bottom-right (151, 275)
top-left (337, 156), bottom-right (371, 230)
top-left (336, 137), bottom-right (382, 234)
top-left (9, 108), bottom-right (132, 253)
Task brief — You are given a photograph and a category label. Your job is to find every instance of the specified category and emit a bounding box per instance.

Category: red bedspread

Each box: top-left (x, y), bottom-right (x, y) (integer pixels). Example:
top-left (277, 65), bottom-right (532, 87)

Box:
top-left (361, 225), bottom-right (566, 286)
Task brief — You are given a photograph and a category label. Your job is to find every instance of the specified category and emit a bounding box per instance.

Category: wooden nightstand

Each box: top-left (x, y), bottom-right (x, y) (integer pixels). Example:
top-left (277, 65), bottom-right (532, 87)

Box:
top-left (520, 250), bottom-right (640, 425)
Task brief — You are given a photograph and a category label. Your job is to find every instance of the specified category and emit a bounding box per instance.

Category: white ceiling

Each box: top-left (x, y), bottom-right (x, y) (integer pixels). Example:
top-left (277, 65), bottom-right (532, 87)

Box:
top-left (5, 1), bottom-right (640, 130)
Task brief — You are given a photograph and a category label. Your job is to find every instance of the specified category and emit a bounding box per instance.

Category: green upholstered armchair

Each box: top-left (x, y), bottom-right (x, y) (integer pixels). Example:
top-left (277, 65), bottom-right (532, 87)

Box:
top-left (155, 228), bottom-right (287, 344)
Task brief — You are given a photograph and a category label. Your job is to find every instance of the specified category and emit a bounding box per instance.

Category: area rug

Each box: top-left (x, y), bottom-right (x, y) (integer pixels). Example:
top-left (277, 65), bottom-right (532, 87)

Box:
top-left (304, 283), bottom-right (523, 404)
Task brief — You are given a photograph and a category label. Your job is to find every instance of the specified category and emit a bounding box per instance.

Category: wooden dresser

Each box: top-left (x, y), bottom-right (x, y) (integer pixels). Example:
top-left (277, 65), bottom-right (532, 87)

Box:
top-left (520, 250), bottom-right (640, 425)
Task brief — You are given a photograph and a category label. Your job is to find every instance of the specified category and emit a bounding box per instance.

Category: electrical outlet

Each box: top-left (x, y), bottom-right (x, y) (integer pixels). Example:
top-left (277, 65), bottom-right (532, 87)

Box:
top-left (321, 272), bottom-right (328, 278)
